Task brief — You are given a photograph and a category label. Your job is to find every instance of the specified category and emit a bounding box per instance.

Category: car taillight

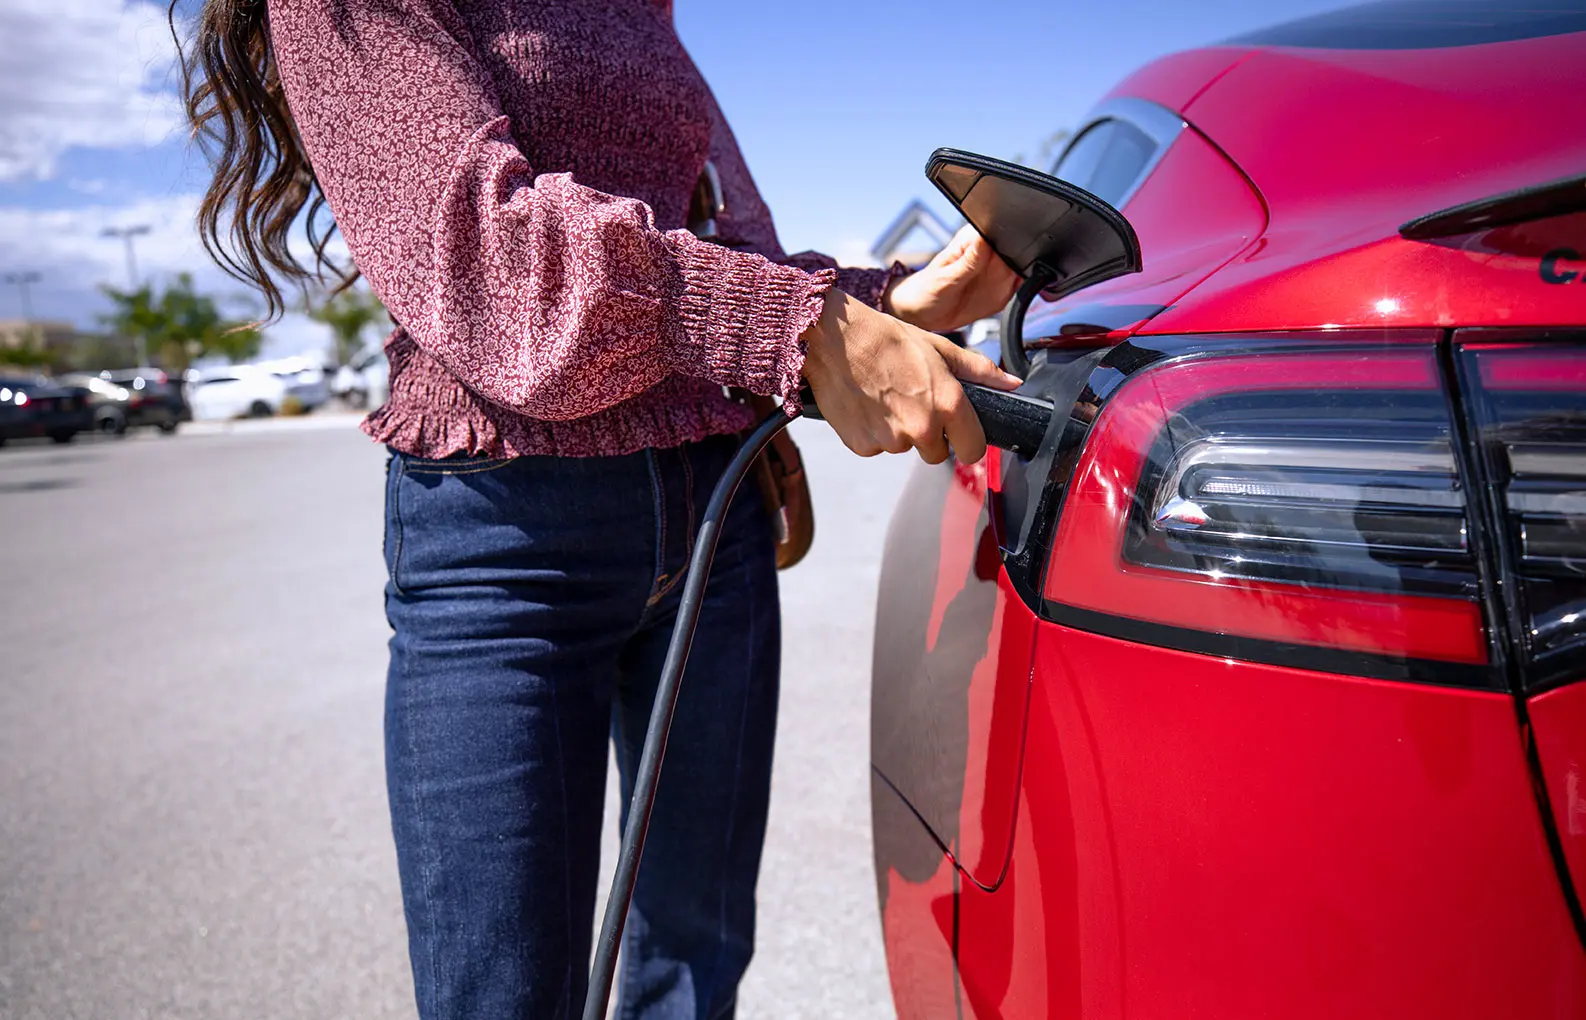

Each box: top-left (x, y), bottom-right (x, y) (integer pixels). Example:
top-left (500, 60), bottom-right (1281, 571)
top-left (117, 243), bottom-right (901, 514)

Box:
top-left (1459, 338), bottom-right (1586, 691)
top-left (1043, 336), bottom-right (1492, 683)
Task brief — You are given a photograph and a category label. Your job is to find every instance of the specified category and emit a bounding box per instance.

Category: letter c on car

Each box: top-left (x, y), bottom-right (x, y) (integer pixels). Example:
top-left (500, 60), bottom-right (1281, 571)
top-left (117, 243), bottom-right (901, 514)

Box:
top-left (1541, 248), bottom-right (1581, 284)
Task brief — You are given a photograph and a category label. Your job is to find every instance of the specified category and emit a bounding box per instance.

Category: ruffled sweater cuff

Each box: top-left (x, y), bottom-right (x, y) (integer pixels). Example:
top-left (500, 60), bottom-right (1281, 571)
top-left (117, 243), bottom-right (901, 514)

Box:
top-left (670, 232), bottom-right (835, 412)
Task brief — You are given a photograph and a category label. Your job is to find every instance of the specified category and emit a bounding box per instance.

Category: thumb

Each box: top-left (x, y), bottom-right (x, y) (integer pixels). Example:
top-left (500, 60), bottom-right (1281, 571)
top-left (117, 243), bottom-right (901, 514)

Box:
top-left (932, 334), bottom-right (1022, 390)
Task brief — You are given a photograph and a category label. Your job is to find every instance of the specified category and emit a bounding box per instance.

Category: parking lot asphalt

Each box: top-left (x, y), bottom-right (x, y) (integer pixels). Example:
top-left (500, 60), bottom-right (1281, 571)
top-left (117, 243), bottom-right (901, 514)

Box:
top-left (0, 416), bottom-right (910, 1019)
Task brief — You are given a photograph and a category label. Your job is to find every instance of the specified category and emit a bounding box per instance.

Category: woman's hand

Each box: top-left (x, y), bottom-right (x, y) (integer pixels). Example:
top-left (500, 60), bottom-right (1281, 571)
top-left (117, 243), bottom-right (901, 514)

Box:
top-left (801, 289), bottom-right (1021, 465)
top-left (884, 224), bottom-right (1021, 333)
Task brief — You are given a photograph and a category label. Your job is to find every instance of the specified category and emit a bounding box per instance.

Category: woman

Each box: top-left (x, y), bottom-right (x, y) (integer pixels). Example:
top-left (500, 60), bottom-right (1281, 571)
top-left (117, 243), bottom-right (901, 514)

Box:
top-left (174, 0), bottom-right (1018, 1016)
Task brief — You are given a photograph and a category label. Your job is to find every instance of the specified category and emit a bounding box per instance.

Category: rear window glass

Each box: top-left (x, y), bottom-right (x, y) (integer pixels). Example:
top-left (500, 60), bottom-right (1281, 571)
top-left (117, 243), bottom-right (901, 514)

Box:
top-left (1052, 119), bottom-right (1157, 207)
top-left (1231, 1), bottom-right (1586, 50)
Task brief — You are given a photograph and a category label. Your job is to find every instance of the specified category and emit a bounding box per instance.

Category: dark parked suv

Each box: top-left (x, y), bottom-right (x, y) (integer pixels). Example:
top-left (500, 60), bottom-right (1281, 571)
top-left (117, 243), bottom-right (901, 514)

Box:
top-left (71, 369), bottom-right (190, 435)
top-left (0, 376), bottom-right (94, 446)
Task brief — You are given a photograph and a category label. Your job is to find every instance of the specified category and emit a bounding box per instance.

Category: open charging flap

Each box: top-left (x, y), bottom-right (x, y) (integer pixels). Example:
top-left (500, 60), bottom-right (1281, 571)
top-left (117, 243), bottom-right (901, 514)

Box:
top-left (926, 146), bottom-right (1141, 378)
top-left (927, 147), bottom-right (1141, 296)
top-left (925, 148), bottom-right (1142, 560)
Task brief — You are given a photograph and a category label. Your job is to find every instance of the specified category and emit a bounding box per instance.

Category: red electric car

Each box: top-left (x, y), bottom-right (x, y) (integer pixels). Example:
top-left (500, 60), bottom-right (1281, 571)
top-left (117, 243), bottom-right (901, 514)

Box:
top-left (870, 3), bottom-right (1586, 1017)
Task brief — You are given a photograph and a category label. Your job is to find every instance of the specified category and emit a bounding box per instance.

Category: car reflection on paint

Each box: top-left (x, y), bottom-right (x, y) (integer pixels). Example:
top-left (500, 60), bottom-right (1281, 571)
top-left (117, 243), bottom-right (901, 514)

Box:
top-left (869, 3), bottom-right (1586, 1018)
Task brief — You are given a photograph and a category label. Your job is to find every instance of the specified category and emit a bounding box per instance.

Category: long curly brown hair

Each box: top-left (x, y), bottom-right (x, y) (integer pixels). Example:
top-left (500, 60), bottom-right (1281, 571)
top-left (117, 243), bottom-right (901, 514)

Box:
top-left (169, 0), bottom-right (351, 320)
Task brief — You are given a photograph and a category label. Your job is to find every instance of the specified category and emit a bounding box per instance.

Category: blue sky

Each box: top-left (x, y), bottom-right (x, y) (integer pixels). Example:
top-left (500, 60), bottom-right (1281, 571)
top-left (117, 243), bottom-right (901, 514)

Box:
top-left (0, 0), bottom-right (1354, 358)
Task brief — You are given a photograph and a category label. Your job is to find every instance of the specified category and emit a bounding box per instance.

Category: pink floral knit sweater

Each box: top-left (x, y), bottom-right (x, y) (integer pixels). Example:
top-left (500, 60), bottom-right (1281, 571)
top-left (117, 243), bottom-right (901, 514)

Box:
top-left (267, 0), bottom-right (895, 458)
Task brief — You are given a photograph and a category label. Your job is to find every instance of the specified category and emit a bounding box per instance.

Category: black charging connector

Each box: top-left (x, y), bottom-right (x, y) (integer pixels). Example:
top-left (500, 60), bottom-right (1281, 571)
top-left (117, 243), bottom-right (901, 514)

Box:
top-left (798, 382), bottom-right (1056, 458)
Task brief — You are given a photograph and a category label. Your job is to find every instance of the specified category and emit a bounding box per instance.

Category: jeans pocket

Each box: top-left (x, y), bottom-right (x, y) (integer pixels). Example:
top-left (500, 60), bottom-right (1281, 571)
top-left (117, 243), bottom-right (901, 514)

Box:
top-left (399, 452), bottom-right (516, 476)
top-left (384, 452), bottom-right (407, 596)
top-left (387, 451), bottom-right (519, 595)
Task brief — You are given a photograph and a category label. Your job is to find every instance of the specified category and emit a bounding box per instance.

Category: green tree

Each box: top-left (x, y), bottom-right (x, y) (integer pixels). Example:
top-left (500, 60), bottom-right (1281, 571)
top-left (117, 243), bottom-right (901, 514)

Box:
top-left (0, 336), bottom-right (51, 372)
top-left (99, 273), bottom-right (263, 371)
top-left (66, 332), bottom-right (136, 373)
top-left (306, 285), bottom-right (388, 367)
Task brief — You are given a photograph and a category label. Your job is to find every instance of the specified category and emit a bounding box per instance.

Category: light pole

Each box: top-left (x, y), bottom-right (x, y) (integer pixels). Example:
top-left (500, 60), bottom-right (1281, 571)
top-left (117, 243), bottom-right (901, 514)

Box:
top-left (3, 270), bottom-right (41, 322)
top-left (2, 270), bottom-right (43, 353)
top-left (103, 225), bottom-right (153, 365)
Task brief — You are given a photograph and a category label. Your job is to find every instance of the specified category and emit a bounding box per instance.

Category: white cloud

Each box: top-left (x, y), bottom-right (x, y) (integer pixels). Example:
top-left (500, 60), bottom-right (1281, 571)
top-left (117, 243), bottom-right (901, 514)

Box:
top-left (0, 193), bottom-right (207, 299)
top-left (0, 0), bottom-right (182, 181)
top-left (0, 194), bottom-right (352, 362)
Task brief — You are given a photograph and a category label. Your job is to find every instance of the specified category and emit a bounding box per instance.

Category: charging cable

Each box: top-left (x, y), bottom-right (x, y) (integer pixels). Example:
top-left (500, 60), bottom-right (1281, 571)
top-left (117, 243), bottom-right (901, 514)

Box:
top-left (582, 381), bottom-right (1057, 1019)
top-left (582, 406), bottom-right (796, 1020)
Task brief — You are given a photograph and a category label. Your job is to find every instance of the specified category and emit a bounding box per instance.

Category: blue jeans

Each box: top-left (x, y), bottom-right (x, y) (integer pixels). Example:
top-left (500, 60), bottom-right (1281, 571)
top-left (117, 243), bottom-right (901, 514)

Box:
top-left (382, 435), bottom-right (780, 1020)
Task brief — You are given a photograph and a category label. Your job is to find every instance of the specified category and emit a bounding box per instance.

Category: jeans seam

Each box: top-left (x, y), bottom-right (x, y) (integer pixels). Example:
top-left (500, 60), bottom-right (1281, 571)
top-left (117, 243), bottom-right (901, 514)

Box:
top-left (619, 904), bottom-right (642, 1020)
top-left (400, 455), bottom-right (515, 475)
top-left (551, 655), bottom-right (575, 1019)
top-left (680, 450), bottom-right (697, 572)
top-left (709, 516), bottom-right (755, 1019)
top-left (646, 450), bottom-right (695, 607)
top-left (401, 462), bottom-right (511, 476)
top-left (645, 450), bottom-right (668, 609)
top-left (398, 630), bottom-right (442, 1020)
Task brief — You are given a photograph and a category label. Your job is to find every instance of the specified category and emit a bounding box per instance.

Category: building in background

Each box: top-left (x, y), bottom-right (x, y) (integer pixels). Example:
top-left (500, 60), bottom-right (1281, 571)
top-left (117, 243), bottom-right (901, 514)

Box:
top-left (870, 200), bottom-right (1013, 351)
top-left (869, 134), bottom-right (1075, 354)
top-left (870, 131), bottom-right (1074, 269)
top-left (0, 319), bottom-right (74, 354)
top-left (870, 199), bottom-right (957, 269)
top-left (0, 319), bottom-right (126, 372)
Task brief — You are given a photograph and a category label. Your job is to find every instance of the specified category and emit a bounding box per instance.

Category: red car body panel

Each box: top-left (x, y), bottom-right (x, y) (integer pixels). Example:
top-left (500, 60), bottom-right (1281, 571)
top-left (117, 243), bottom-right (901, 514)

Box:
top-left (1023, 125), bottom-right (1267, 342)
top-left (957, 626), bottom-right (1586, 1019)
top-left (1096, 46), bottom-right (1256, 115)
top-left (872, 9), bottom-right (1586, 1018)
top-left (1532, 683), bottom-right (1586, 920)
top-left (874, 774), bottom-right (961, 1020)
top-left (871, 453), bottom-right (1039, 890)
top-left (1149, 34), bottom-right (1586, 336)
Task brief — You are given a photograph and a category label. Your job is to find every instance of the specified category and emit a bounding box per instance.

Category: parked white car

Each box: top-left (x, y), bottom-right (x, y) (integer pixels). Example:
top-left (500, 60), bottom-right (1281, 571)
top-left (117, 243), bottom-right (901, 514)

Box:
top-left (256, 356), bottom-right (331, 411)
top-left (188, 368), bottom-right (289, 420)
top-left (332, 349), bottom-right (390, 409)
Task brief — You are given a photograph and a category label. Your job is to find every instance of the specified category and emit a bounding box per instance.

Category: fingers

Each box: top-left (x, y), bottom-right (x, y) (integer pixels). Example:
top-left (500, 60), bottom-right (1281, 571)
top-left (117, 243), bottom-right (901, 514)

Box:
top-left (878, 332), bottom-right (998, 464)
top-left (909, 399), bottom-right (953, 464)
top-left (933, 334), bottom-right (1023, 390)
top-left (934, 227), bottom-right (1003, 280)
top-left (955, 232), bottom-right (993, 272)
top-left (930, 224), bottom-right (979, 268)
top-left (836, 426), bottom-right (884, 458)
top-left (823, 397), bottom-right (886, 458)
top-left (803, 294), bottom-right (1010, 465)
top-left (879, 373), bottom-right (983, 466)
top-left (938, 377), bottom-right (986, 465)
